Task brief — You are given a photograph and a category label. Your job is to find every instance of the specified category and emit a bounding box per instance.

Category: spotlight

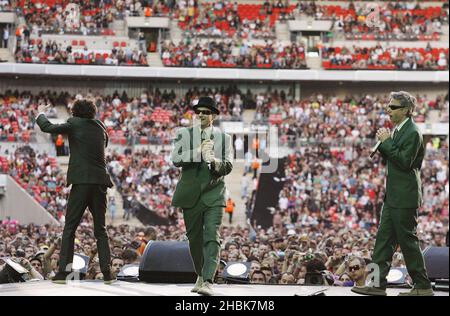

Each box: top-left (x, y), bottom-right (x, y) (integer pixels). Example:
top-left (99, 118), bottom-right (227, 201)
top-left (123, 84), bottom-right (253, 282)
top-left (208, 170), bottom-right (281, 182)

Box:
top-left (117, 264), bottom-right (140, 282)
top-left (223, 262), bottom-right (251, 284)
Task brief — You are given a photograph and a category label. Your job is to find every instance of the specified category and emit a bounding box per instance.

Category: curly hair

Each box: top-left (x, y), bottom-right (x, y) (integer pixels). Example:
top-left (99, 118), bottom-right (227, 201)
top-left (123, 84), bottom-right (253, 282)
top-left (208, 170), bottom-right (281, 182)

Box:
top-left (71, 100), bottom-right (97, 119)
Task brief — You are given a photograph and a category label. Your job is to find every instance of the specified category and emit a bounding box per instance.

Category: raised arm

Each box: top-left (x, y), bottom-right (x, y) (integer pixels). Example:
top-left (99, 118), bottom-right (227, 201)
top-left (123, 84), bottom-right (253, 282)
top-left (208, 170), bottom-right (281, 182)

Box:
top-left (36, 114), bottom-right (73, 135)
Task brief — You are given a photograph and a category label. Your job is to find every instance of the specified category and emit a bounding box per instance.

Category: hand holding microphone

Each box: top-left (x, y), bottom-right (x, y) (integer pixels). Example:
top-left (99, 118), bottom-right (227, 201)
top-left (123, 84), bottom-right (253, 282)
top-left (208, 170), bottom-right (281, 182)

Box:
top-left (376, 128), bottom-right (391, 142)
top-left (370, 128), bottom-right (391, 159)
top-left (201, 140), bottom-right (215, 164)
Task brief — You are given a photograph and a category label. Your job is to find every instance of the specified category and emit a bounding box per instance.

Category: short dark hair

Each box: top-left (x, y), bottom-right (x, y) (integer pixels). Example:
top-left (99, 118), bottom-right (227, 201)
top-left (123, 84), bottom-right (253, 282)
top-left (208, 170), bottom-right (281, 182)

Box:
top-left (71, 100), bottom-right (97, 119)
top-left (251, 270), bottom-right (267, 282)
top-left (306, 258), bottom-right (327, 273)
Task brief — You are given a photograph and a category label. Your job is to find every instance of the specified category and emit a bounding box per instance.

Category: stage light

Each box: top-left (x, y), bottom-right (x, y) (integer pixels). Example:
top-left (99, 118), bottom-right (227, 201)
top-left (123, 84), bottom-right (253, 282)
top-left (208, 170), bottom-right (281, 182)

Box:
top-left (386, 267), bottom-right (408, 285)
top-left (72, 253), bottom-right (90, 275)
top-left (117, 264), bottom-right (140, 282)
top-left (223, 262), bottom-right (251, 284)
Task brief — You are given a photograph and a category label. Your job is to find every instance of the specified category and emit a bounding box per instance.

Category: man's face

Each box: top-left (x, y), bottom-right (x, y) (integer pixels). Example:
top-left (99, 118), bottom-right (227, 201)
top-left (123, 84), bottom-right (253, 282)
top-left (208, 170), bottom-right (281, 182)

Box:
top-left (30, 259), bottom-right (43, 275)
top-left (111, 258), bottom-right (124, 274)
top-left (258, 244), bottom-right (268, 254)
top-left (251, 273), bottom-right (266, 284)
top-left (348, 259), bottom-right (365, 281)
top-left (194, 107), bottom-right (216, 128)
top-left (220, 250), bottom-right (229, 261)
top-left (250, 262), bottom-right (261, 274)
top-left (386, 98), bottom-right (408, 125)
top-left (25, 247), bottom-right (34, 259)
top-left (241, 246), bottom-right (250, 257)
top-left (280, 274), bottom-right (295, 285)
top-left (228, 252), bottom-right (238, 262)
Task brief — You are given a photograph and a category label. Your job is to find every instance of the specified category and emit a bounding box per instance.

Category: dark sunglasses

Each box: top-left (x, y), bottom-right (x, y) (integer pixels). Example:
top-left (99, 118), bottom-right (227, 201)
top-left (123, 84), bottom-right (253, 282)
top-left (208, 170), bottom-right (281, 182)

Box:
top-left (387, 104), bottom-right (408, 111)
top-left (348, 265), bottom-right (361, 272)
top-left (194, 109), bottom-right (213, 115)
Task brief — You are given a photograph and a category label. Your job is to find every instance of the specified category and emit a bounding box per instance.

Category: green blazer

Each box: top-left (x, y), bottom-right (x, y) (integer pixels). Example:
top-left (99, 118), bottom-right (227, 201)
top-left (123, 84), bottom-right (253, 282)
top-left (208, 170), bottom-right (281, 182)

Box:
top-left (36, 115), bottom-right (114, 188)
top-left (378, 118), bottom-right (424, 209)
top-left (171, 126), bottom-right (233, 209)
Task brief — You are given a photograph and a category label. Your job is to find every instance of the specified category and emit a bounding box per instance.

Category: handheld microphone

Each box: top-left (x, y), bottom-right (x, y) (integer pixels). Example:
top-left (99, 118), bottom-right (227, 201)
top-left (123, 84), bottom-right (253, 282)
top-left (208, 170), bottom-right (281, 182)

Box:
top-left (370, 141), bottom-right (381, 159)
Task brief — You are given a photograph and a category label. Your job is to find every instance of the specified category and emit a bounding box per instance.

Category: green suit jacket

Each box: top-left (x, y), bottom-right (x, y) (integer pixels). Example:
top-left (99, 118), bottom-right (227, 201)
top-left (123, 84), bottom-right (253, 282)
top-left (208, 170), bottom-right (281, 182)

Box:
top-left (378, 118), bottom-right (424, 209)
top-left (171, 126), bottom-right (233, 209)
top-left (36, 115), bottom-right (114, 188)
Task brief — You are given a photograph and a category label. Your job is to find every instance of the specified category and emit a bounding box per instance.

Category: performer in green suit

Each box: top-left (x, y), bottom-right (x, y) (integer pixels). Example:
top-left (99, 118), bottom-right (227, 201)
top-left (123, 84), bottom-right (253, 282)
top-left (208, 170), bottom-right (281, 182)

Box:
top-left (171, 96), bottom-right (233, 296)
top-left (36, 100), bottom-right (115, 284)
top-left (352, 91), bottom-right (433, 296)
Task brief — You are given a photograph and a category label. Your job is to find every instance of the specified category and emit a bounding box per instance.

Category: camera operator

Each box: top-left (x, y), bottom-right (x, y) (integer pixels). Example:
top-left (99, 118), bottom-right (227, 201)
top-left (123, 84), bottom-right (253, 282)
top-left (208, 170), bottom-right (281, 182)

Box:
top-left (0, 257), bottom-right (44, 284)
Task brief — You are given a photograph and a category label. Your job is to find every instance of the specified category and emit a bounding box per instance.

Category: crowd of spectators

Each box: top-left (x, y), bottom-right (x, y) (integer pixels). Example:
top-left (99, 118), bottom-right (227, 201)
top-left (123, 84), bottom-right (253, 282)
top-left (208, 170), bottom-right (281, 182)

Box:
top-left (177, 1), bottom-right (295, 40)
top-left (321, 44), bottom-right (449, 70)
top-left (1, 194), bottom-right (447, 285)
top-left (1, 146), bottom-right (69, 221)
top-left (0, 215), bottom-right (167, 282)
top-left (253, 91), bottom-right (449, 145)
top-left (14, 38), bottom-right (148, 66)
top-left (297, 1), bottom-right (449, 41)
top-left (0, 0), bottom-right (12, 11)
top-left (0, 90), bottom-right (60, 142)
top-left (161, 39), bottom-right (307, 69)
top-left (278, 139), bottom-right (448, 243)
top-left (106, 149), bottom-right (180, 224)
top-left (90, 87), bottom-right (244, 145)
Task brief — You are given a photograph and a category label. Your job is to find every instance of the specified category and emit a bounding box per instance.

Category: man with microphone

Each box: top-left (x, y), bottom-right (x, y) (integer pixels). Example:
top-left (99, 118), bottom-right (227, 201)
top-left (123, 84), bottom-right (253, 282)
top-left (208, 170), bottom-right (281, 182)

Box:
top-left (171, 96), bottom-right (233, 296)
top-left (352, 91), bottom-right (433, 296)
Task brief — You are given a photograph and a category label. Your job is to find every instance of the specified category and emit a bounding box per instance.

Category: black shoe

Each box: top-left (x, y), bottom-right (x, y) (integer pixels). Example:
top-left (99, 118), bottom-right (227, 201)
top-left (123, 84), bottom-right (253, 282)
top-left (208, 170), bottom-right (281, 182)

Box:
top-left (52, 272), bottom-right (70, 285)
top-left (103, 271), bottom-right (117, 285)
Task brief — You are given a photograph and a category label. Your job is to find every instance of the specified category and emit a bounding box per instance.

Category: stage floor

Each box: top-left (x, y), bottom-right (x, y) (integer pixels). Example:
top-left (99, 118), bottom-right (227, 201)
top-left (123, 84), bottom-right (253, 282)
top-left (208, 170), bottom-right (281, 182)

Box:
top-left (0, 281), bottom-right (448, 296)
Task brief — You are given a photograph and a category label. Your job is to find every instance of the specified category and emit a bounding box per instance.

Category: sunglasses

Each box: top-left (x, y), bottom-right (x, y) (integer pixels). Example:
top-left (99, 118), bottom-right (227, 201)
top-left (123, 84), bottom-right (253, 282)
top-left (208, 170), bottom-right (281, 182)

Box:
top-left (194, 109), bottom-right (213, 115)
top-left (348, 265), bottom-right (361, 272)
top-left (387, 104), bottom-right (408, 111)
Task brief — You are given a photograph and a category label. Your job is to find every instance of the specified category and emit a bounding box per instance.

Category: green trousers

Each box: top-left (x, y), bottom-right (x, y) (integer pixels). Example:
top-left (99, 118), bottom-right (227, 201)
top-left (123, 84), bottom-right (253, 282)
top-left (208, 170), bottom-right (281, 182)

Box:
top-left (182, 199), bottom-right (223, 282)
top-left (372, 204), bottom-right (431, 289)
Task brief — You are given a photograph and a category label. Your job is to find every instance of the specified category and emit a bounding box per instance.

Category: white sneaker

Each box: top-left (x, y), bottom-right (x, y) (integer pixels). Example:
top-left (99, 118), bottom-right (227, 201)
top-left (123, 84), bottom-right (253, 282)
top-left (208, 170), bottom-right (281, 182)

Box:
top-left (191, 276), bottom-right (204, 293)
top-left (197, 281), bottom-right (214, 296)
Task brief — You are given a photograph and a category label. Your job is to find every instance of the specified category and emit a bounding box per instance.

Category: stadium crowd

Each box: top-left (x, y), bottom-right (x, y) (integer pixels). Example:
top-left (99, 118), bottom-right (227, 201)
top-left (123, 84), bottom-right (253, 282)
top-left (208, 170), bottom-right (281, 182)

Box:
top-left (15, 0), bottom-right (177, 36)
top-left (14, 39), bottom-right (148, 66)
top-left (106, 149), bottom-right (180, 224)
top-left (91, 87), bottom-right (244, 145)
top-left (303, 1), bottom-right (449, 41)
top-left (177, 1), bottom-right (295, 40)
top-left (1, 146), bottom-right (69, 221)
top-left (0, 85), bottom-right (448, 285)
top-left (0, 90), bottom-right (60, 142)
top-left (161, 39), bottom-right (307, 69)
top-left (1, 178), bottom-right (447, 285)
top-left (321, 44), bottom-right (449, 70)
top-left (253, 91), bottom-right (449, 145)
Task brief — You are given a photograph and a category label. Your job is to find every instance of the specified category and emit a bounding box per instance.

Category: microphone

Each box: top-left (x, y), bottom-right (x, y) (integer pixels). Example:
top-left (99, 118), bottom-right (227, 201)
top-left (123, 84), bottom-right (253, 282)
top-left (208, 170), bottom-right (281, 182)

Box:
top-left (370, 141), bottom-right (381, 159)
